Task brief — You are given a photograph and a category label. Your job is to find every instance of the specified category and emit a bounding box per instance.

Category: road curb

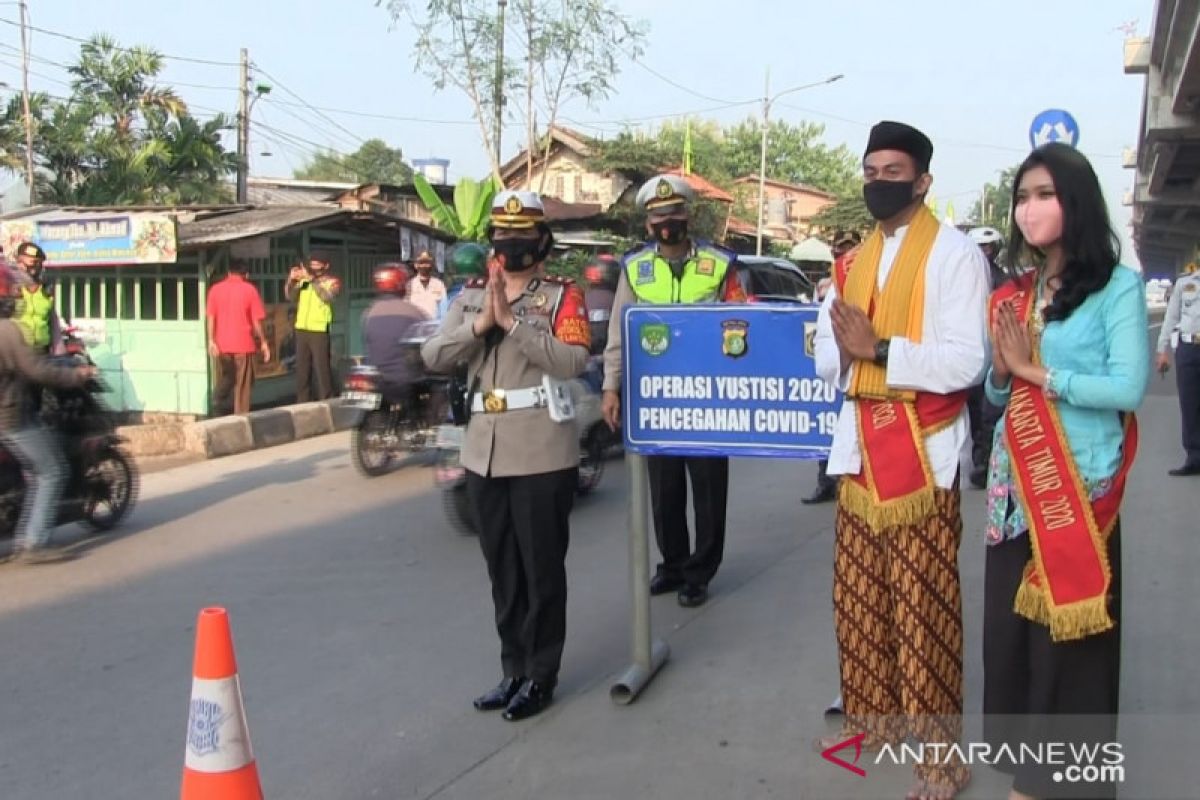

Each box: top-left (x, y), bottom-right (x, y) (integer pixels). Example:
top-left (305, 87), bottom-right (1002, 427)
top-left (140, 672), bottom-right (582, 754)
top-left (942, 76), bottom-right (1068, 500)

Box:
top-left (120, 399), bottom-right (354, 462)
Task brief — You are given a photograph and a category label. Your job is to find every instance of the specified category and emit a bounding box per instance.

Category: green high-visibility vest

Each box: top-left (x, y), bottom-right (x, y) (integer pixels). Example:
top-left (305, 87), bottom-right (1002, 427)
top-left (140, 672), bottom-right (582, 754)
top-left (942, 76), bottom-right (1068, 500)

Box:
top-left (623, 243), bottom-right (734, 304)
top-left (16, 285), bottom-right (53, 348)
top-left (295, 282), bottom-right (333, 332)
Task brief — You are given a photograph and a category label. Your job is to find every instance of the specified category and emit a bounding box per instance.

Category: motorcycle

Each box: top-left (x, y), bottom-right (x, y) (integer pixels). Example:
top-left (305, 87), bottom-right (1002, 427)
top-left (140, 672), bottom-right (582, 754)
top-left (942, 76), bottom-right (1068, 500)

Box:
top-left (434, 363), bottom-right (610, 535)
top-left (344, 321), bottom-right (449, 477)
top-left (0, 327), bottom-right (139, 539)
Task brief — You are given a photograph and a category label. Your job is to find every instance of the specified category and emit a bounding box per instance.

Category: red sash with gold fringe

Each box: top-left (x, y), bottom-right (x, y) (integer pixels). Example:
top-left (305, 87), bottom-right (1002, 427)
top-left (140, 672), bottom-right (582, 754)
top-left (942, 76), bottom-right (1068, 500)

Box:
top-left (993, 274), bottom-right (1138, 642)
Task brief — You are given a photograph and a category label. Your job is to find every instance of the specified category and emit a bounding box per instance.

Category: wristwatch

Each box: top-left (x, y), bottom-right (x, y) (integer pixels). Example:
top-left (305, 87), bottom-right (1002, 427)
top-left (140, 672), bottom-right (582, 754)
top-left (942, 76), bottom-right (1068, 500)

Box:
top-left (873, 338), bottom-right (890, 366)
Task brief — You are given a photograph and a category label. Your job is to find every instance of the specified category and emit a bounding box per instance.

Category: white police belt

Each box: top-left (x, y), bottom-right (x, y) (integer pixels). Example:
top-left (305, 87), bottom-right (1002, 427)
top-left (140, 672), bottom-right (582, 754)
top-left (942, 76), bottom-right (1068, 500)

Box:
top-left (472, 376), bottom-right (576, 421)
top-left (1181, 332), bottom-right (1200, 345)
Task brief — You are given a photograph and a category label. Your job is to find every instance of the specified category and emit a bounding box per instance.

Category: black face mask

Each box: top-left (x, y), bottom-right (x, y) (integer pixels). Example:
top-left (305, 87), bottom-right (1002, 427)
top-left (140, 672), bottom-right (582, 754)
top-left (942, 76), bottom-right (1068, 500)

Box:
top-left (651, 218), bottom-right (689, 246)
top-left (492, 238), bottom-right (542, 271)
top-left (862, 180), bottom-right (918, 221)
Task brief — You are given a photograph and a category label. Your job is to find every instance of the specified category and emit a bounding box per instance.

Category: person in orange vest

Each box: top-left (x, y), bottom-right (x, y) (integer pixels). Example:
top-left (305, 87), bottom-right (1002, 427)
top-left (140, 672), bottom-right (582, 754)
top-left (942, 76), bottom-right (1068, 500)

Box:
top-left (285, 256), bottom-right (342, 402)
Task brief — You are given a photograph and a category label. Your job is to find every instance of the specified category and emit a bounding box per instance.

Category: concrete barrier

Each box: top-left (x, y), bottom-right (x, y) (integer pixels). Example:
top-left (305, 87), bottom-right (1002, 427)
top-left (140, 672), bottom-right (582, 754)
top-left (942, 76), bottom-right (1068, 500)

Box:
top-left (247, 409), bottom-right (296, 449)
top-left (183, 416), bottom-right (254, 459)
top-left (288, 402), bottom-right (335, 440)
top-left (116, 423), bottom-right (187, 457)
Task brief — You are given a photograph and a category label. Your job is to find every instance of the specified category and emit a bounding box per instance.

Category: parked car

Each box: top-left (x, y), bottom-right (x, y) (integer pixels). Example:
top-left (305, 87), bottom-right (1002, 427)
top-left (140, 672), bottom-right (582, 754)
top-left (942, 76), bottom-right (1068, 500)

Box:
top-left (735, 256), bottom-right (817, 304)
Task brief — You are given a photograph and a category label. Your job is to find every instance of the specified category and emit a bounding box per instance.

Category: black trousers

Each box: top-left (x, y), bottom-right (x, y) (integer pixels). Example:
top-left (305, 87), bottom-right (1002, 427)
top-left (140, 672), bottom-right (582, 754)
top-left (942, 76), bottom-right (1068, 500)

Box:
top-left (1177, 341), bottom-right (1200, 466)
top-left (294, 329), bottom-right (333, 402)
top-left (968, 383), bottom-right (1003, 472)
top-left (646, 455), bottom-right (729, 587)
top-left (815, 458), bottom-right (836, 492)
top-left (983, 524), bottom-right (1122, 799)
top-left (466, 467), bottom-right (577, 685)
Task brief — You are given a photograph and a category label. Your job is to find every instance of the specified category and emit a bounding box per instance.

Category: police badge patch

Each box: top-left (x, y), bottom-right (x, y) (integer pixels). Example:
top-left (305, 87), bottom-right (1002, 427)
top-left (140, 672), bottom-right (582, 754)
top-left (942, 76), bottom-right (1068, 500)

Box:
top-left (804, 321), bottom-right (818, 358)
top-left (636, 260), bottom-right (655, 285)
top-left (696, 257), bottom-right (715, 276)
top-left (722, 320), bottom-right (749, 358)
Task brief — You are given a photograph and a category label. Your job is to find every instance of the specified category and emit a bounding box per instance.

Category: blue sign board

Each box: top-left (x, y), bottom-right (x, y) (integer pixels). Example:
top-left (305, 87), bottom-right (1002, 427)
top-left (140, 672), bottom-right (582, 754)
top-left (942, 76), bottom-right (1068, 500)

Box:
top-left (622, 304), bottom-right (839, 459)
top-left (1029, 109), bottom-right (1081, 150)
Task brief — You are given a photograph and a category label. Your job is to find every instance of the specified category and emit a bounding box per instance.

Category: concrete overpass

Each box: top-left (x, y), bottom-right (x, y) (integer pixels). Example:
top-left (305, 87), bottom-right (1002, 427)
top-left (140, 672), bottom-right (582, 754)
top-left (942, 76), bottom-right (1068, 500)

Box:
top-left (1125, 0), bottom-right (1200, 277)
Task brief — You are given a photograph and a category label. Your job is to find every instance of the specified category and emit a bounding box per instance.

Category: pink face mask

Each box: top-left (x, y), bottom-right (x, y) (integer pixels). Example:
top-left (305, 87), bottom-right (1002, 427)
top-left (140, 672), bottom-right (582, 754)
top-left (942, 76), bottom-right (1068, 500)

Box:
top-left (1014, 195), bottom-right (1063, 249)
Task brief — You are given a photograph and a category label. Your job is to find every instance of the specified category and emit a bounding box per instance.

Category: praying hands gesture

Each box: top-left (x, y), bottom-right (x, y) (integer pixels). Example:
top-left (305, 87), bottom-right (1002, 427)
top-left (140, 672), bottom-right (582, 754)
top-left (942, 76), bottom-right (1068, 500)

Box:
top-left (471, 267), bottom-right (518, 336)
top-left (831, 299), bottom-right (879, 364)
top-left (992, 301), bottom-right (1044, 387)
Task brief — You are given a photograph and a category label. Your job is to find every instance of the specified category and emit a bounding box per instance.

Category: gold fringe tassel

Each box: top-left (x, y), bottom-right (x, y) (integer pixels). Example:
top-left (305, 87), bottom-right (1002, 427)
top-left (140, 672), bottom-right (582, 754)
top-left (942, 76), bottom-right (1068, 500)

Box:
top-left (1014, 580), bottom-right (1114, 643)
top-left (839, 480), bottom-right (937, 534)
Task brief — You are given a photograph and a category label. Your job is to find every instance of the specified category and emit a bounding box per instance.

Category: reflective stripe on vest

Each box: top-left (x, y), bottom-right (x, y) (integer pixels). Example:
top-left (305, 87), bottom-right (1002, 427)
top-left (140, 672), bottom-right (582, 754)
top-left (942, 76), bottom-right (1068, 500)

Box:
top-left (624, 247), bottom-right (731, 304)
top-left (295, 284), bottom-right (332, 332)
top-left (16, 286), bottom-right (52, 348)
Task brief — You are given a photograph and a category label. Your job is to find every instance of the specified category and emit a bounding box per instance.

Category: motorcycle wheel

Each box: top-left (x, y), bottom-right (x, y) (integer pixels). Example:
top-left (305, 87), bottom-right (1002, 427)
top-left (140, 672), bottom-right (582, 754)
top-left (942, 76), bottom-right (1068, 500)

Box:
top-left (0, 490), bottom-right (21, 539)
top-left (352, 411), bottom-right (394, 477)
top-left (442, 483), bottom-right (477, 536)
top-left (82, 447), bottom-right (138, 532)
top-left (576, 428), bottom-right (606, 496)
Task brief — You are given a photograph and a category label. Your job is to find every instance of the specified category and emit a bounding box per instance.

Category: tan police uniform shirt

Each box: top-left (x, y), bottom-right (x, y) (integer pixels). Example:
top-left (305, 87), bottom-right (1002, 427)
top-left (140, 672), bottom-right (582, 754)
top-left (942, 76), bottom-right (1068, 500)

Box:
top-left (421, 275), bottom-right (591, 477)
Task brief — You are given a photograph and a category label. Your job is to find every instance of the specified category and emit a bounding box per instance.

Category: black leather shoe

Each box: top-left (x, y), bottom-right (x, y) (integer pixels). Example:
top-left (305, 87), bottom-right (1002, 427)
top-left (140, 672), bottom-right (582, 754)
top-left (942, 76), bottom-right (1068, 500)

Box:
top-left (678, 584), bottom-right (708, 608)
top-left (473, 676), bottom-right (524, 711)
top-left (502, 679), bottom-right (554, 721)
top-left (649, 573), bottom-right (684, 595)
top-left (1169, 463), bottom-right (1200, 477)
top-left (801, 484), bottom-right (837, 505)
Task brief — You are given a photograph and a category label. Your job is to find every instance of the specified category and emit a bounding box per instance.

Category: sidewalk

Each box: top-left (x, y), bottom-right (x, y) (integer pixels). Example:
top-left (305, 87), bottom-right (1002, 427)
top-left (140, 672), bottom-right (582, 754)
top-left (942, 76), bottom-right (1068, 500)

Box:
top-left (428, 391), bottom-right (1198, 800)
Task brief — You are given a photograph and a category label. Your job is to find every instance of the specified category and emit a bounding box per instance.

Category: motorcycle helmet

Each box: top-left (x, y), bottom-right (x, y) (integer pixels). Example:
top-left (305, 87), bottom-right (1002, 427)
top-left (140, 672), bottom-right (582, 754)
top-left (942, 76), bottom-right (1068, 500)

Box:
top-left (450, 242), bottom-right (488, 278)
top-left (583, 255), bottom-right (620, 290)
top-left (373, 263), bottom-right (409, 295)
top-left (968, 226), bottom-right (1004, 248)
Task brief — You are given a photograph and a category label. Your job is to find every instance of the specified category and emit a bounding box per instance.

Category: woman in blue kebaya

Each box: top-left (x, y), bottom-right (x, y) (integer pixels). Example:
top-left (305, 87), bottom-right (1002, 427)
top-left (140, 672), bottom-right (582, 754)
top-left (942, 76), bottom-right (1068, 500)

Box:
top-left (982, 143), bottom-right (1148, 800)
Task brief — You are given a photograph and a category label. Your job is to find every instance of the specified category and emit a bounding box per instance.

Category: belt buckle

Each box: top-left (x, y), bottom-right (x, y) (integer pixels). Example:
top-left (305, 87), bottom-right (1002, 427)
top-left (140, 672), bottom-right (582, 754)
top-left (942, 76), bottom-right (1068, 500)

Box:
top-left (482, 389), bottom-right (507, 413)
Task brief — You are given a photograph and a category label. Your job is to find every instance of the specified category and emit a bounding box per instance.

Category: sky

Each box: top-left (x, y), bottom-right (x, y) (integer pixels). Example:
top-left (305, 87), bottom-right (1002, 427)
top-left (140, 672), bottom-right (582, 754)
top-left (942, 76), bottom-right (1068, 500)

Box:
top-left (0, 0), bottom-right (1152, 265)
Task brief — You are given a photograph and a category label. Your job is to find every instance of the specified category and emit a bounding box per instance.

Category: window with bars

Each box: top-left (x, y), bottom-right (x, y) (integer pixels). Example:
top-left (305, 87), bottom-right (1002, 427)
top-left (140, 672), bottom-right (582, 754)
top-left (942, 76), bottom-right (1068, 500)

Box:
top-left (52, 269), bottom-right (201, 322)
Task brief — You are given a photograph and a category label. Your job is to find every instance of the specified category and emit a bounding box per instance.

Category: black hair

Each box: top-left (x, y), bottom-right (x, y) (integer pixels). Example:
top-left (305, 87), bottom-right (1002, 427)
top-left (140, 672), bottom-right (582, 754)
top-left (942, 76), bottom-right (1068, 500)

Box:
top-left (1008, 143), bottom-right (1120, 323)
top-left (228, 259), bottom-right (249, 274)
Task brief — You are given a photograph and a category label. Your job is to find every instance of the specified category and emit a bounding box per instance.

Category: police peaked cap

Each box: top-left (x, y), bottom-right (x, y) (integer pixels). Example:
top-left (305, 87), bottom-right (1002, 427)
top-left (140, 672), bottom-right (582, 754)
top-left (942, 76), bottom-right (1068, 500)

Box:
top-left (864, 121), bottom-right (934, 173)
top-left (636, 174), bottom-right (694, 213)
top-left (490, 190), bottom-right (547, 230)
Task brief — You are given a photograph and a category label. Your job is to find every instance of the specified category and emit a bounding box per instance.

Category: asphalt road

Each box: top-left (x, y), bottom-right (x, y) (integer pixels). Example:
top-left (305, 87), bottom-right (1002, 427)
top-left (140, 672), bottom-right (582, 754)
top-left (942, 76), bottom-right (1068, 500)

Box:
top-left (0, 354), bottom-right (1196, 799)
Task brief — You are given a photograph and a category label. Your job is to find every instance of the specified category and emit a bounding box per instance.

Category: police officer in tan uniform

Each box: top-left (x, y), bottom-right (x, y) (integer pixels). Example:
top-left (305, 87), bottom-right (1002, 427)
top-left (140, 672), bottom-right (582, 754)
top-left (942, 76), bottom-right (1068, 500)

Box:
top-left (422, 191), bottom-right (591, 721)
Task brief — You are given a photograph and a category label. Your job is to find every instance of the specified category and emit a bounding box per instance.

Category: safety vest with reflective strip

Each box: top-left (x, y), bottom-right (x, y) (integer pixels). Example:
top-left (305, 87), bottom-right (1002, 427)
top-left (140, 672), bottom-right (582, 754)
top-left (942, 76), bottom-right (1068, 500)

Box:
top-left (16, 285), bottom-right (53, 348)
top-left (622, 243), bottom-right (734, 304)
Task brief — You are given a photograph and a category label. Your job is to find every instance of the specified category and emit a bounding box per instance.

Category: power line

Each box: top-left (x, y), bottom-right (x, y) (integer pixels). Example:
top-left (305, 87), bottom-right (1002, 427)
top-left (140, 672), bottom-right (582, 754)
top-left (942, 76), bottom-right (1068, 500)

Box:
top-left (0, 17), bottom-right (240, 67)
top-left (251, 63), bottom-right (365, 147)
top-left (259, 96), bottom-right (361, 152)
top-left (627, 55), bottom-right (742, 106)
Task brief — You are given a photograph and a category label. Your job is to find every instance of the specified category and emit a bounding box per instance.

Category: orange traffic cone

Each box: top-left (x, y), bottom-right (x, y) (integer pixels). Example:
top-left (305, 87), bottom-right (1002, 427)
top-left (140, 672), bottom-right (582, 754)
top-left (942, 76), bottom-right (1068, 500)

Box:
top-left (181, 607), bottom-right (263, 800)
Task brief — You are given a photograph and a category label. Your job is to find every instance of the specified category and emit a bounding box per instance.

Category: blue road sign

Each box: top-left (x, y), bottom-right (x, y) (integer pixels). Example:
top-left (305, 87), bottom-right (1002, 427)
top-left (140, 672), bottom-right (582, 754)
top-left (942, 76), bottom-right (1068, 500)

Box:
top-left (1029, 109), bottom-right (1081, 149)
top-left (621, 303), bottom-right (838, 459)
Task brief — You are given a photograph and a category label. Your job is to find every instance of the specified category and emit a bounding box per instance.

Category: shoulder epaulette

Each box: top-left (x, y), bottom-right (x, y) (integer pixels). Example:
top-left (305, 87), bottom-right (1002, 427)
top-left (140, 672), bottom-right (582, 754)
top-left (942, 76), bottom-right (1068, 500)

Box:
top-left (465, 277), bottom-right (487, 289)
top-left (696, 240), bottom-right (736, 260)
top-left (542, 274), bottom-right (574, 287)
top-left (621, 243), bottom-right (654, 264)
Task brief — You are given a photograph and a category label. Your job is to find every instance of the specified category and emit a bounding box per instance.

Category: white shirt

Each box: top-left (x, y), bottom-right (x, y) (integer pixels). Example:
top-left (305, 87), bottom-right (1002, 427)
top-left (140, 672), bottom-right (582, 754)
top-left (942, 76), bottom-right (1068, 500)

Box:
top-left (408, 275), bottom-right (447, 320)
top-left (814, 222), bottom-right (990, 488)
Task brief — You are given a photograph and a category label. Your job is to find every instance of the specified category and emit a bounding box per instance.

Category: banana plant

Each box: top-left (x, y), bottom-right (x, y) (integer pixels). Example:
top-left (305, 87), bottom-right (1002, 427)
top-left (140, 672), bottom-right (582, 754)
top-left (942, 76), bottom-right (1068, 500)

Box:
top-left (413, 173), bottom-right (499, 241)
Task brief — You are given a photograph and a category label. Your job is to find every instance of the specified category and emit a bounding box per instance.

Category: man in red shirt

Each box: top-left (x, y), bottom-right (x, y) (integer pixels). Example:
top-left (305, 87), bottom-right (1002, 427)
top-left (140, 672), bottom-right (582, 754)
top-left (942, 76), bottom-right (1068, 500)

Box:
top-left (207, 260), bottom-right (270, 415)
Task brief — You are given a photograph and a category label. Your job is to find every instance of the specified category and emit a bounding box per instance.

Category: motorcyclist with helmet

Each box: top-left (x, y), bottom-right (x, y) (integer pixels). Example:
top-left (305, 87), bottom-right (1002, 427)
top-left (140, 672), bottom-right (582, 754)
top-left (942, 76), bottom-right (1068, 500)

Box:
top-left (0, 264), bottom-right (95, 564)
top-left (362, 264), bottom-right (431, 407)
top-left (582, 255), bottom-right (620, 356)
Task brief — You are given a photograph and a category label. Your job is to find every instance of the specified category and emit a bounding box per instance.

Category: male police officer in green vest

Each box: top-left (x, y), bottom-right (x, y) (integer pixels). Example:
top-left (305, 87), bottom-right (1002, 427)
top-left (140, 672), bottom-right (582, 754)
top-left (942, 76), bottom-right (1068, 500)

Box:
top-left (602, 174), bottom-right (746, 608)
top-left (13, 243), bottom-right (60, 355)
top-left (285, 256), bottom-right (342, 402)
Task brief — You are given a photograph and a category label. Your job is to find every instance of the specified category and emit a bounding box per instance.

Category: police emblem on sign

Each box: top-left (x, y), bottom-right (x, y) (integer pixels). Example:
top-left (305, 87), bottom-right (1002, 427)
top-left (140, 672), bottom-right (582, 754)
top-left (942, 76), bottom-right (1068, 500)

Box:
top-left (722, 320), bottom-right (749, 359)
top-left (640, 323), bottom-right (670, 356)
top-left (187, 698), bottom-right (229, 758)
top-left (804, 321), bottom-right (818, 357)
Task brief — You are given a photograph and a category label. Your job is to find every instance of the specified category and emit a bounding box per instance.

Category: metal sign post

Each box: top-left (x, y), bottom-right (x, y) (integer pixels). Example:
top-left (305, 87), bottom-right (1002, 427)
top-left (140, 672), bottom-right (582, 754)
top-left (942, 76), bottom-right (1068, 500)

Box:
top-left (609, 451), bottom-right (670, 704)
top-left (610, 303), bottom-right (837, 705)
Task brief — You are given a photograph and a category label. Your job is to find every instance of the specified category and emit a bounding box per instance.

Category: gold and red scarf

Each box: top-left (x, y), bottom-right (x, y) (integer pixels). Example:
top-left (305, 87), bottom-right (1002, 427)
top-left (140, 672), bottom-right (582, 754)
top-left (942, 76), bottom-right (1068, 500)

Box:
top-left (993, 273), bottom-right (1137, 641)
top-left (834, 207), bottom-right (966, 531)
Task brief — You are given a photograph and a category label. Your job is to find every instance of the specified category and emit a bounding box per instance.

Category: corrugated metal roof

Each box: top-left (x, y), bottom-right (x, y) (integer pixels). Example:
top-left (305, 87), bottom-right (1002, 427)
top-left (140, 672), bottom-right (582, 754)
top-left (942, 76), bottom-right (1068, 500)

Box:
top-left (180, 206), bottom-right (347, 245)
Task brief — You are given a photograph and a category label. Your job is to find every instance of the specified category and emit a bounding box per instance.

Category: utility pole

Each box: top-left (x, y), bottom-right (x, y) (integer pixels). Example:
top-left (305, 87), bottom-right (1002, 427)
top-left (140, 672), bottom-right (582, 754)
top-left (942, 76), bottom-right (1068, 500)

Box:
top-left (19, 0), bottom-right (35, 203)
top-left (236, 48), bottom-right (250, 204)
top-left (493, 0), bottom-right (507, 175)
top-left (756, 68), bottom-right (770, 256)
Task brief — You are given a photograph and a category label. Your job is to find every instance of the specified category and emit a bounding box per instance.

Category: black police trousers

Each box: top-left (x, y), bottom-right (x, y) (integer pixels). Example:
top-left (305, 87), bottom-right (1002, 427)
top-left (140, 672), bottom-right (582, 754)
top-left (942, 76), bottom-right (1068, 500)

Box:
top-left (647, 455), bottom-right (729, 588)
top-left (1177, 341), bottom-right (1200, 467)
top-left (466, 467), bottom-right (577, 686)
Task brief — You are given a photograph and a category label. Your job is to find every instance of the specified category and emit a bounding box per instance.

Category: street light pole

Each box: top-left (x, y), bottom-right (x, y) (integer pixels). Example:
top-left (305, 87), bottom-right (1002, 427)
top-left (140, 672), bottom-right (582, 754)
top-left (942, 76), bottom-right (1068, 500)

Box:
top-left (755, 72), bottom-right (845, 256)
top-left (19, 0), bottom-right (35, 204)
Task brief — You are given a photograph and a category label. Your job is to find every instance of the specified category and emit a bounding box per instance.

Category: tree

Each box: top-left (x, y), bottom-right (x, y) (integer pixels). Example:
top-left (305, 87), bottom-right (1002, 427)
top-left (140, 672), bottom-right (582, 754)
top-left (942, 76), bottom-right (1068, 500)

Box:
top-left (0, 35), bottom-right (236, 205)
top-left (378, 0), bottom-right (644, 181)
top-left (808, 190), bottom-right (874, 236)
top-left (294, 139), bottom-right (413, 184)
top-left (722, 118), bottom-right (859, 196)
top-left (413, 174), bottom-right (499, 241)
top-left (968, 164), bottom-right (1019, 231)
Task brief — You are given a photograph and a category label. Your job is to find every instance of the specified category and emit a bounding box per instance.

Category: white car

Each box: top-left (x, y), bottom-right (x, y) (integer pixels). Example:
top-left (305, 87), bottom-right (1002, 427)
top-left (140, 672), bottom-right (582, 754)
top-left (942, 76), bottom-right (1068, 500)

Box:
top-left (1146, 278), bottom-right (1172, 310)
